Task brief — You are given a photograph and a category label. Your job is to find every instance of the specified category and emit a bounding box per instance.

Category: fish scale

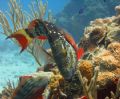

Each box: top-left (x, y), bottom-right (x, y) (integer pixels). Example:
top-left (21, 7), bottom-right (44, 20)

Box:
top-left (41, 21), bottom-right (77, 80)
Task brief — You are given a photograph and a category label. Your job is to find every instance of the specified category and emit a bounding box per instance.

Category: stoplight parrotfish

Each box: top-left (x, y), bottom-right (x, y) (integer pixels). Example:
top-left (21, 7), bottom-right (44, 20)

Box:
top-left (7, 19), bottom-right (84, 80)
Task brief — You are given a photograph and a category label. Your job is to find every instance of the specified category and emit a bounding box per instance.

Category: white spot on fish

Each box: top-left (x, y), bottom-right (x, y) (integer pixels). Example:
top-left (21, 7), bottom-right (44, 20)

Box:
top-left (62, 44), bottom-right (64, 49)
top-left (58, 32), bottom-right (61, 35)
top-left (60, 35), bottom-right (63, 38)
top-left (51, 25), bottom-right (53, 28)
top-left (49, 31), bottom-right (52, 33)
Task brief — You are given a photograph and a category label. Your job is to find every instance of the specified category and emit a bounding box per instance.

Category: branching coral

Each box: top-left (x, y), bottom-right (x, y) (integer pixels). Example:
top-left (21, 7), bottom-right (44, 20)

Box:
top-left (0, 80), bottom-right (15, 99)
top-left (77, 66), bottom-right (99, 99)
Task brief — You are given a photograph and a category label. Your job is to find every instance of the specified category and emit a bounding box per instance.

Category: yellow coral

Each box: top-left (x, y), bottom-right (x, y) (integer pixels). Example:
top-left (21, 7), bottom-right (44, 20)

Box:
top-left (48, 72), bottom-right (63, 90)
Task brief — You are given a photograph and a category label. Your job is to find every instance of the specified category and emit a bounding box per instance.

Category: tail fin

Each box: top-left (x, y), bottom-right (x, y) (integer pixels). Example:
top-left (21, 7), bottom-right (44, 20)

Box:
top-left (7, 29), bottom-right (33, 53)
top-left (77, 48), bottom-right (84, 60)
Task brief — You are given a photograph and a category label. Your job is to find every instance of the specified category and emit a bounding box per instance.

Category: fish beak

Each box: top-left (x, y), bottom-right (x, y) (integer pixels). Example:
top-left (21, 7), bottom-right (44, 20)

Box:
top-left (7, 29), bottom-right (33, 53)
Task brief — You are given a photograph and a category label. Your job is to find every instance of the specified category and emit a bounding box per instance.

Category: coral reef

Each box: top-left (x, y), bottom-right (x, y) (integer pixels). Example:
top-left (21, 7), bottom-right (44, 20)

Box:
top-left (78, 4), bottom-right (120, 99)
top-left (0, 0), bottom-right (120, 99)
top-left (78, 60), bottom-right (93, 81)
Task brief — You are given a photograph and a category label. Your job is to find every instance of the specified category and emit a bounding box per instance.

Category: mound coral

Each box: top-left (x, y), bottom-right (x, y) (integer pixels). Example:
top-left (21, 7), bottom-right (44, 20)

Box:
top-left (78, 60), bottom-right (93, 81)
top-left (78, 4), bottom-right (120, 99)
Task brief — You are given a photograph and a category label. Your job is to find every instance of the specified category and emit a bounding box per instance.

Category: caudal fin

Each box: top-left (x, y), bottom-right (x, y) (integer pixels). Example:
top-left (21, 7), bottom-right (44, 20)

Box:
top-left (77, 48), bottom-right (84, 60)
top-left (7, 29), bottom-right (33, 53)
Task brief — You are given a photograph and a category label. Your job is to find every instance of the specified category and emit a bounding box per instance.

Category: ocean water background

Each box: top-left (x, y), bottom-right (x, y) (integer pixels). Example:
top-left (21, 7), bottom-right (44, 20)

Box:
top-left (0, 0), bottom-right (70, 91)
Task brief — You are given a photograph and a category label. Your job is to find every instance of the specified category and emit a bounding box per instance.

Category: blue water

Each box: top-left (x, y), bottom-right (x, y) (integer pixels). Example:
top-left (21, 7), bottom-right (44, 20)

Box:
top-left (0, 0), bottom-right (70, 14)
top-left (0, 0), bottom-right (70, 91)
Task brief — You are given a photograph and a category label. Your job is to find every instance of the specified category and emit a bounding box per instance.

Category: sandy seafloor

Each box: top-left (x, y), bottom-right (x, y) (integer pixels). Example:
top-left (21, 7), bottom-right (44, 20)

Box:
top-left (0, 33), bottom-right (38, 92)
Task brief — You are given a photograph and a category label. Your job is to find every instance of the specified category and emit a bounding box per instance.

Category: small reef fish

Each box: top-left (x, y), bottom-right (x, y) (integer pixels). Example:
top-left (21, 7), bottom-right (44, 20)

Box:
top-left (79, 8), bottom-right (84, 14)
top-left (7, 29), bottom-right (33, 53)
top-left (78, 5), bottom-right (86, 15)
top-left (12, 72), bottom-right (54, 99)
top-left (8, 19), bottom-right (84, 80)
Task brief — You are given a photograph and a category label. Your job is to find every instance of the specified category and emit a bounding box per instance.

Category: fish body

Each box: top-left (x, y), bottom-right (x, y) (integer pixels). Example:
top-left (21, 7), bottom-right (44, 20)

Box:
top-left (35, 20), bottom-right (77, 80)
top-left (8, 19), bottom-right (84, 80)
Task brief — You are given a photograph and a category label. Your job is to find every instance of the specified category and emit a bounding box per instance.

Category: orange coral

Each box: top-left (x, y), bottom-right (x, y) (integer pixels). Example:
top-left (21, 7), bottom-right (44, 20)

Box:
top-left (78, 60), bottom-right (93, 80)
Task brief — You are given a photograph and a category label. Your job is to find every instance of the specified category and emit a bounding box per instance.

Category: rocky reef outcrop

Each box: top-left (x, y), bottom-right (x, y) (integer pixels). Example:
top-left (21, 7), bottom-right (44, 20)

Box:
top-left (56, 0), bottom-right (120, 41)
top-left (78, 5), bottom-right (120, 99)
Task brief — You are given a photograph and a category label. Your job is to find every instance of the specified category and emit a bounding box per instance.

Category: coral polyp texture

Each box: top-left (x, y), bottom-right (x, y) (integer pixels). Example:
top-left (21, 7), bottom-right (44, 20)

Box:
top-left (0, 0), bottom-right (120, 99)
